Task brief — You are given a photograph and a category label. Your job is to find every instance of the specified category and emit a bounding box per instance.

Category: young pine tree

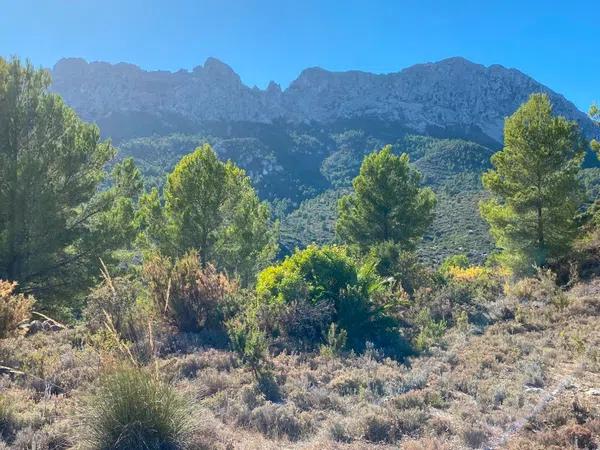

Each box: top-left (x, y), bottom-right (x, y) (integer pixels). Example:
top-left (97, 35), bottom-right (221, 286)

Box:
top-left (480, 93), bottom-right (585, 271)
top-left (336, 145), bottom-right (436, 250)
top-left (139, 144), bottom-right (278, 285)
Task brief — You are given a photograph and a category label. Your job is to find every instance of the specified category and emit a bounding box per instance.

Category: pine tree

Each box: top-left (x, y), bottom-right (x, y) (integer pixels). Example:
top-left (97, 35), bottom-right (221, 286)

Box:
top-left (0, 57), bottom-right (129, 307)
top-left (480, 93), bottom-right (585, 271)
top-left (590, 104), bottom-right (599, 156)
top-left (140, 144), bottom-right (278, 285)
top-left (336, 145), bottom-right (436, 249)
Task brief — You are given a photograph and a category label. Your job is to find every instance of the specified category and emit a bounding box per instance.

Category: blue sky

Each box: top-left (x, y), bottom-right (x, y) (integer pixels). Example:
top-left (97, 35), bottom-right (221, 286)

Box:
top-left (0, 0), bottom-right (597, 111)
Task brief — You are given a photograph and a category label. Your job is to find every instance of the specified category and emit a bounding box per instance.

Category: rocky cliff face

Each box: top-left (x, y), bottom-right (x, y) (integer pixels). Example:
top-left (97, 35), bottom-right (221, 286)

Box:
top-left (50, 56), bottom-right (595, 144)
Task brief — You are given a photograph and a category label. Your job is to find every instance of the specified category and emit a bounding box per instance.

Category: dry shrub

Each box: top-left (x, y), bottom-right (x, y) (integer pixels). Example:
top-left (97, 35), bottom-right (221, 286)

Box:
top-left (355, 408), bottom-right (428, 443)
top-left (10, 423), bottom-right (72, 450)
top-left (287, 386), bottom-right (343, 412)
top-left (329, 372), bottom-right (366, 396)
top-left (0, 329), bottom-right (100, 396)
top-left (508, 268), bottom-right (567, 308)
top-left (85, 276), bottom-right (147, 340)
top-left (360, 412), bottom-right (396, 443)
top-left (563, 424), bottom-right (594, 449)
top-left (461, 424), bottom-right (488, 448)
top-left (401, 437), bottom-right (452, 450)
top-left (0, 280), bottom-right (34, 338)
top-left (163, 350), bottom-right (237, 381)
top-left (566, 280), bottom-right (600, 317)
top-left (247, 402), bottom-right (312, 441)
top-left (0, 395), bottom-right (17, 441)
top-left (144, 251), bottom-right (237, 332)
top-left (329, 418), bottom-right (353, 443)
top-left (391, 389), bottom-right (444, 410)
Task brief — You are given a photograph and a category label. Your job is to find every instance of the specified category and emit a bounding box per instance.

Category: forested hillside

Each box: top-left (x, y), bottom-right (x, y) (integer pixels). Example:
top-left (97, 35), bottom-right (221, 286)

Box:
top-left (49, 57), bottom-right (599, 263)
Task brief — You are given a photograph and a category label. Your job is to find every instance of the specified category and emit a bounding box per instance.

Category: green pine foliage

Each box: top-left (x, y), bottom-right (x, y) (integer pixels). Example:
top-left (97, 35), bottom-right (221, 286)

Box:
top-left (0, 58), bottom-right (137, 311)
top-left (591, 104), bottom-right (599, 157)
top-left (480, 93), bottom-right (585, 271)
top-left (337, 146), bottom-right (436, 250)
top-left (138, 144), bottom-right (278, 285)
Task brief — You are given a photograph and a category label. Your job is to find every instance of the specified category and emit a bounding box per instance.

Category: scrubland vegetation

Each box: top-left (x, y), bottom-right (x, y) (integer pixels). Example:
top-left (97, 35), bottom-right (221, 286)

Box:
top-left (1, 58), bottom-right (599, 449)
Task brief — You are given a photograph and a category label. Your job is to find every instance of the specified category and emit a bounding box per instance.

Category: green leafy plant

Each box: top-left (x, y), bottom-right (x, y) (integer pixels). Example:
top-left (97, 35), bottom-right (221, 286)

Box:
top-left (255, 245), bottom-right (410, 356)
top-left (414, 308), bottom-right (447, 351)
top-left (320, 323), bottom-right (348, 357)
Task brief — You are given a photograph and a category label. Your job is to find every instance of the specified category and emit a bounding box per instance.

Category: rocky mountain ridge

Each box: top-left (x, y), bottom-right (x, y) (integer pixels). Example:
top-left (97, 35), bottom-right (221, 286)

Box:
top-left (50, 56), bottom-right (596, 144)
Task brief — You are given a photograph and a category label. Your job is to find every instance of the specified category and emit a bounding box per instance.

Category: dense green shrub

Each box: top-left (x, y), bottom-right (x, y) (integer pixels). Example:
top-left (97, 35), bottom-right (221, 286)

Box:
top-left (81, 366), bottom-right (191, 450)
top-left (254, 245), bottom-right (410, 355)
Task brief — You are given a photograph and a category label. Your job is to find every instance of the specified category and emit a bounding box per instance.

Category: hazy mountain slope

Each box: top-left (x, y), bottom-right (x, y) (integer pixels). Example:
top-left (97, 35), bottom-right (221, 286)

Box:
top-left (50, 57), bottom-right (596, 145)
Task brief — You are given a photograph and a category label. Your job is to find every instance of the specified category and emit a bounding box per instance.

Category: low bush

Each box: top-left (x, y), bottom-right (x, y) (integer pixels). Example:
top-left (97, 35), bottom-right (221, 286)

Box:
top-left (414, 308), bottom-right (447, 351)
top-left (411, 263), bottom-right (508, 330)
top-left (0, 395), bottom-right (17, 441)
top-left (357, 408), bottom-right (428, 443)
top-left (0, 280), bottom-right (34, 338)
top-left (439, 254), bottom-right (470, 274)
top-left (270, 299), bottom-right (334, 352)
top-left (444, 265), bottom-right (507, 299)
top-left (81, 366), bottom-right (191, 450)
top-left (508, 268), bottom-right (568, 309)
top-left (367, 242), bottom-right (435, 295)
top-left (319, 323), bottom-right (347, 357)
top-left (226, 317), bottom-right (281, 401)
top-left (248, 402), bottom-right (312, 441)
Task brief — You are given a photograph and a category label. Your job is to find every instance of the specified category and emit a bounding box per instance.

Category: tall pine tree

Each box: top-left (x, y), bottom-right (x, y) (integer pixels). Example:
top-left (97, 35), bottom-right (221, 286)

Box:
top-left (0, 58), bottom-right (138, 310)
top-left (480, 93), bottom-right (585, 271)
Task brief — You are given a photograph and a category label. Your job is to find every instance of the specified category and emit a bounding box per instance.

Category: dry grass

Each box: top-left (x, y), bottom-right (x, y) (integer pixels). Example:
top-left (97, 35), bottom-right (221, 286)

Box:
top-left (0, 278), bottom-right (598, 449)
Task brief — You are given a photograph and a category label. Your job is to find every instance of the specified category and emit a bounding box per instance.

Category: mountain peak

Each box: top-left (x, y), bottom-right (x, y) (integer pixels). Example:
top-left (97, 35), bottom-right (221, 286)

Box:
top-left (193, 57), bottom-right (240, 84)
top-left (437, 56), bottom-right (478, 66)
